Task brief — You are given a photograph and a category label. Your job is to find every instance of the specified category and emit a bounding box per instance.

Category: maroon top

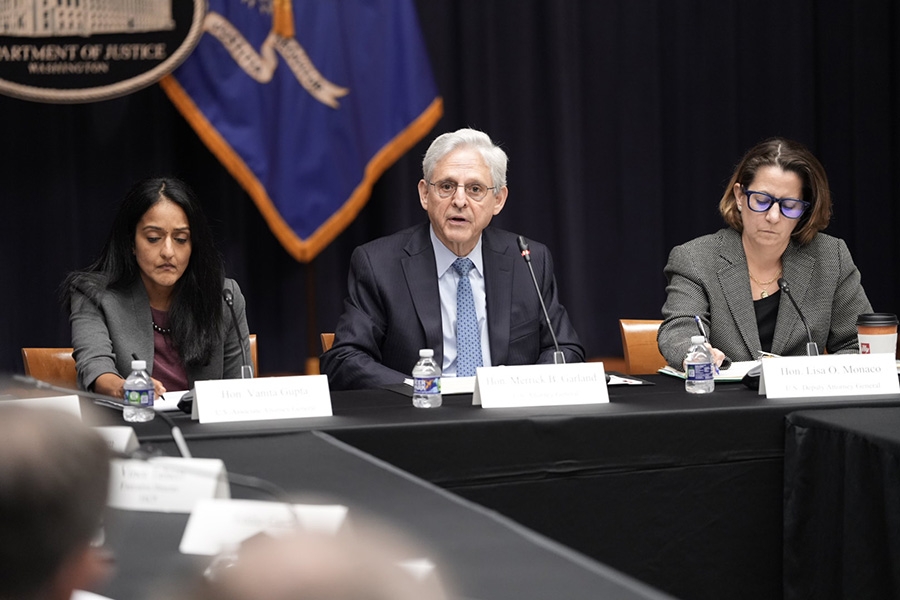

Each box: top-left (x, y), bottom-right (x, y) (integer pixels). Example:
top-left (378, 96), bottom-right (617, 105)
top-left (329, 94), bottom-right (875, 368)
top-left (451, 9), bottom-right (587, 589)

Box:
top-left (150, 307), bottom-right (189, 391)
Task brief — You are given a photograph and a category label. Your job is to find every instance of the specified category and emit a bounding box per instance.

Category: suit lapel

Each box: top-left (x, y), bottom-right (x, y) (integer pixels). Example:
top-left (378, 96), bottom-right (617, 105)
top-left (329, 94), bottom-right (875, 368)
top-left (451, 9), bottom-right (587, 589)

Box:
top-left (716, 230), bottom-right (760, 356)
top-left (483, 229), bottom-right (515, 365)
top-left (772, 243), bottom-right (815, 354)
top-left (401, 225), bottom-right (444, 364)
top-left (128, 280), bottom-right (155, 369)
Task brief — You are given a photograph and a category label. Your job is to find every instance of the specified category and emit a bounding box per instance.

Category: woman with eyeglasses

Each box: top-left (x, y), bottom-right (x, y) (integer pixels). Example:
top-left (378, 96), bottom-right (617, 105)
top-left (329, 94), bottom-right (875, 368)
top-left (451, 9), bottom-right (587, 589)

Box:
top-left (657, 137), bottom-right (872, 368)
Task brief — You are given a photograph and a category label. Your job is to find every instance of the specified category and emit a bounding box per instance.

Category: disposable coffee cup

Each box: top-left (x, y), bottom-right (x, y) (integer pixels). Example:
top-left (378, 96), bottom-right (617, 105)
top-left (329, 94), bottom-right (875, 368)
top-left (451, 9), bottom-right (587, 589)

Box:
top-left (856, 313), bottom-right (899, 355)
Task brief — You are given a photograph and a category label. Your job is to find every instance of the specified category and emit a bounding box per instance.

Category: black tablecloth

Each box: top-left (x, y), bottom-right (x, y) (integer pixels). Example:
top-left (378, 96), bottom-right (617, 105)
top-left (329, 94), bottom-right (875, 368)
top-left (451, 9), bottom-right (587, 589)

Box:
top-left (97, 430), bottom-right (675, 600)
top-left (62, 375), bottom-right (900, 600)
top-left (784, 407), bottom-right (900, 600)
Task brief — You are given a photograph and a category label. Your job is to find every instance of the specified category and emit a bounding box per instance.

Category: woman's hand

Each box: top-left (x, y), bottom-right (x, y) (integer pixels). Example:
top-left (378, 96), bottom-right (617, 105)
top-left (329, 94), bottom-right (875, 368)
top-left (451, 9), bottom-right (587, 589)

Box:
top-left (150, 377), bottom-right (167, 399)
top-left (93, 373), bottom-right (126, 400)
top-left (708, 345), bottom-right (727, 368)
top-left (93, 373), bottom-right (166, 400)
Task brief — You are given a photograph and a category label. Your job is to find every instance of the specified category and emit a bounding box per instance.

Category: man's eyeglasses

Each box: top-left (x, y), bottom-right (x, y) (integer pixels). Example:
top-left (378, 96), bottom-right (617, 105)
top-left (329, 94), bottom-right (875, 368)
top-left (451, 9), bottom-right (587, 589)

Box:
top-left (428, 180), bottom-right (497, 201)
top-left (742, 187), bottom-right (810, 219)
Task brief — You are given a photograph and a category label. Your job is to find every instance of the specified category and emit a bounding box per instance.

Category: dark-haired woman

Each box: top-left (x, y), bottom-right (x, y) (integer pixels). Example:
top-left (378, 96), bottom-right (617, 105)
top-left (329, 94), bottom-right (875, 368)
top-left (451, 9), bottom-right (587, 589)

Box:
top-left (658, 138), bottom-right (872, 368)
top-left (65, 177), bottom-right (250, 398)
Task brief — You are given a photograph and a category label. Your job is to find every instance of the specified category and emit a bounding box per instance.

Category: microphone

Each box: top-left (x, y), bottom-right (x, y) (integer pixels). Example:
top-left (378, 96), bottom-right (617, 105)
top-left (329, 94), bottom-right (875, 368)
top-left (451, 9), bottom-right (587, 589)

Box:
top-left (12, 374), bottom-right (193, 458)
top-left (517, 235), bottom-right (565, 365)
top-left (223, 287), bottom-right (253, 378)
top-left (778, 278), bottom-right (819, 356)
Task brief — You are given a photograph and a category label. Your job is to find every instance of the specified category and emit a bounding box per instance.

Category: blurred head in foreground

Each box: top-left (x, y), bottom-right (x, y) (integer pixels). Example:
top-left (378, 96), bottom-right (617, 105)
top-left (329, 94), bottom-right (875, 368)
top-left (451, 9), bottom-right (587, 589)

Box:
top-left (182, 524), bottom-right (449, 600)
top-left (0, 404), bottom-right (111, 600)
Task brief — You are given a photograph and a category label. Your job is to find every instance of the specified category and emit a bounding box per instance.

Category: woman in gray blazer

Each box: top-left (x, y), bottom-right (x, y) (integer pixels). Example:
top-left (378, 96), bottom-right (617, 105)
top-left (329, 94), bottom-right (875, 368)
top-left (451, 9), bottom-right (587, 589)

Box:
top-left (64, 178), bottom-right (251, 398)
top-left (658, 138), bottom-right (872, 368)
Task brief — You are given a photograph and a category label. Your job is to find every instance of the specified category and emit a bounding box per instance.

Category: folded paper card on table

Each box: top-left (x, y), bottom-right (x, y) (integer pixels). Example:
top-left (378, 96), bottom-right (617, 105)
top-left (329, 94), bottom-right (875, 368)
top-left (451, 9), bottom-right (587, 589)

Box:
top-left (94, 426), bottom-right (139, 455)
top-left (193, 375), bottom-right (332, 423)
top-left (472, 362), bottom-right (608, 408)
top-left (179, 498), bottom-right (349, 556)
top-left (5, 395), bottom-right (82, 417)
top-left (758, 353), bottom-right (900, 398)
top-left (108, 457), bottom-right (229, 513)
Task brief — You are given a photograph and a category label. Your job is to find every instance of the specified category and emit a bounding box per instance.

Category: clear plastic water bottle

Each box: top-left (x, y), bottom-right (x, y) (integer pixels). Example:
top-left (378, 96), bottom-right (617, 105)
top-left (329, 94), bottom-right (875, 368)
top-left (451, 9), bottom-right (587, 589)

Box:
top-left (123, 360), bottom-right (155, 422)
top-left (685, 335), bottom-right (715, 394)
top-left (412, 349), bottom-right (442, 408)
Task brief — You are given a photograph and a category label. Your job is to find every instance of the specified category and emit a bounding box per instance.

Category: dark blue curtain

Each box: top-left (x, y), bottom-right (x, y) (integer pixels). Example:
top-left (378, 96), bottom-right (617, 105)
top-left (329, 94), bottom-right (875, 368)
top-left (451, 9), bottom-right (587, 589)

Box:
top-left (2, 0), bottom-right (898, 375)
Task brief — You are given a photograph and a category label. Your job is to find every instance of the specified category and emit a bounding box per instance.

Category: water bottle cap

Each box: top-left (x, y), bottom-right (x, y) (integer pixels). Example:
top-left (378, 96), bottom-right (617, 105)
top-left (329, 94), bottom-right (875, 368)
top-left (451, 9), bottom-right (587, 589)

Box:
top-left (131, 360), bottom-right (147, 370)
top-left (418, 349), bottom-right (434, 358)
top-left (690, 335), bottom-right (706, 344)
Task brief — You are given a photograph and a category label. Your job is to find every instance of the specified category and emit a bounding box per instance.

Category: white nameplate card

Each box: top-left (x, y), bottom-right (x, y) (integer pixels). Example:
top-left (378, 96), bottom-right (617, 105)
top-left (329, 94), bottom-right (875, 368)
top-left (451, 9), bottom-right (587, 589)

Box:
top-left (193, 375), bottom-right (332, 423)
top-left (94, 426), bottom-right (139, 455)
top-left (5, 395), bottom-right (82, 417)
top-left (759, 353), bottom-right (900, 399)
top-left (473, 362), bottom-right (609, 408)
top-left (179, 498), bottom-right (349, 556)
top-left (108, 457), bottom-right (229, 513)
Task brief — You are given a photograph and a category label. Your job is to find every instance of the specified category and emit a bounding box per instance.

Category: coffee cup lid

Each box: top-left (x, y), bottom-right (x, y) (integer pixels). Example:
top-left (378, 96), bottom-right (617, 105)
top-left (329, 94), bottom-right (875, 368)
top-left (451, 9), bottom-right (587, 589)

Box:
top-left (856, 312), bottom-right (899, 326)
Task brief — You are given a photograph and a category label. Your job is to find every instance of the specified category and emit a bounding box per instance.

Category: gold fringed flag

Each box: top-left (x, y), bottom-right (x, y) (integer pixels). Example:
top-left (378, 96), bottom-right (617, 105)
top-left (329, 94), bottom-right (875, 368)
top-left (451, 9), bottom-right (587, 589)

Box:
top-left (161, 0), bottom-right (442, 261)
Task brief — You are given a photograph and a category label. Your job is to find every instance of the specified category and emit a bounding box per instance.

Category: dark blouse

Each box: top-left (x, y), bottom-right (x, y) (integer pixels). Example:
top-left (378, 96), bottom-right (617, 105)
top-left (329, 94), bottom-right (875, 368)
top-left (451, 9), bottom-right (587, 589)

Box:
top-left (754, 291), bottom-right (781, 353)
top-left (150, 307), bottom-right (189, 391)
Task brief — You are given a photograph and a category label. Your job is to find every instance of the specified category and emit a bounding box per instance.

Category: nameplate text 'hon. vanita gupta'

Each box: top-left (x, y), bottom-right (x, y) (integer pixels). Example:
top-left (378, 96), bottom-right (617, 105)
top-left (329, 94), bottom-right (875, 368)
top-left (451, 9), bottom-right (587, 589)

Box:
top-left (193, 375), bottom-right (332, 424)
top-left (759, 353), bottom-right (900, 399)
top-left (472, 362), bottom-right (609, 408)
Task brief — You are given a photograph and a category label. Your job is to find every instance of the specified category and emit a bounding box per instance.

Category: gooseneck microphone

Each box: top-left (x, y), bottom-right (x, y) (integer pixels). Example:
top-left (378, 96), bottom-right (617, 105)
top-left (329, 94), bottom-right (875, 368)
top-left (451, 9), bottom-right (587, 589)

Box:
top-left (517, 235), bottom-right (565, 364)
top-left (223, 288), bottom-right (253, 378)
top-left (778, 277), bottom-right (819, 356)
top-left (12, 374), bottom-right (193, 458)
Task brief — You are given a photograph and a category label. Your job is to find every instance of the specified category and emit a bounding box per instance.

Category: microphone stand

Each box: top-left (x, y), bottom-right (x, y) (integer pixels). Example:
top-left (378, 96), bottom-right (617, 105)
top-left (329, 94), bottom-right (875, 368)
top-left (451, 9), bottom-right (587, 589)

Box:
top-left (223, 288), bottom-right (253, 378)
top-left (517, 236), bottom-right (565, 364)
top-left (778, 278), bottom-right (819, 356)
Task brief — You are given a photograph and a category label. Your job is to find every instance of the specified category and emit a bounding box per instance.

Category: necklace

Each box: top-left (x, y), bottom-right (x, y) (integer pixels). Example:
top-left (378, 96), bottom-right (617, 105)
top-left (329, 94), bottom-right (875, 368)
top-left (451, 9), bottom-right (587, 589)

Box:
top-left (748, 269), bottom-right (782, 299)
top-left (152, 321), bottom-right (171, 335)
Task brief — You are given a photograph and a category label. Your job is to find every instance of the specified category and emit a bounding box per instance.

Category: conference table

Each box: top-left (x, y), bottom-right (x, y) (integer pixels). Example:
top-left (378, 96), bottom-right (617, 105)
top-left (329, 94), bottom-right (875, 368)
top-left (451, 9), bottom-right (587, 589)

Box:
top-left (783, 407), bottom-right (900, 600)
top-left (69, 374), bottom-right (900, 600)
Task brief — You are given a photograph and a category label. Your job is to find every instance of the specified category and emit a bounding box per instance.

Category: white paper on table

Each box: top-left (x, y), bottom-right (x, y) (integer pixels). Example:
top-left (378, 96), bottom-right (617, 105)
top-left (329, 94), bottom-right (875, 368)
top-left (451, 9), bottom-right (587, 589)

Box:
top-left (154, 389), bottom-right (187, 412)
top-left (658, 360), bottom-right (760, 382)
top-left (403, 376), bottom-right (475, 395)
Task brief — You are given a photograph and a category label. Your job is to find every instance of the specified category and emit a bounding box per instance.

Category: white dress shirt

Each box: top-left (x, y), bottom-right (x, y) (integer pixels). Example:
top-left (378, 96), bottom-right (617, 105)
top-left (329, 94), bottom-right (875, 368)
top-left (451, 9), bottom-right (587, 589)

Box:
top-left (430, 226), bottom-right (492, 375)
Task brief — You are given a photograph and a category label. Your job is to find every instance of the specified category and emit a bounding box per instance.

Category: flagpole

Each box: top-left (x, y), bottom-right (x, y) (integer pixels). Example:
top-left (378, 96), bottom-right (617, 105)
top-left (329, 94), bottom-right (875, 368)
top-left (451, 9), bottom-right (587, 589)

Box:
top-left (305, 260), bottom-right (320, 375)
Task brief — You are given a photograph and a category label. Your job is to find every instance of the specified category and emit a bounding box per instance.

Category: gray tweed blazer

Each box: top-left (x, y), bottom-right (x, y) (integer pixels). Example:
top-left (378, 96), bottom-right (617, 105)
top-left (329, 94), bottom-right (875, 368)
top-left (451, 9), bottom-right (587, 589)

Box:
top-left (70, 278), bottom-right (250, 390)
top-left (658, 228), bottom-right (872, 368)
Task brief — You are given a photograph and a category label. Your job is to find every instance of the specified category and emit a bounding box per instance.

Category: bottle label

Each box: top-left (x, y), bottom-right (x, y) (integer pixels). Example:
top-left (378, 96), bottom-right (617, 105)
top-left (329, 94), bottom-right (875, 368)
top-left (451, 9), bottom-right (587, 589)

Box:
top-left (413, 376), bottom-right (440, 395)
top-left (125, 389), bottom-right (154, 407)
top-left (686, 362), bottom-right (714, 381)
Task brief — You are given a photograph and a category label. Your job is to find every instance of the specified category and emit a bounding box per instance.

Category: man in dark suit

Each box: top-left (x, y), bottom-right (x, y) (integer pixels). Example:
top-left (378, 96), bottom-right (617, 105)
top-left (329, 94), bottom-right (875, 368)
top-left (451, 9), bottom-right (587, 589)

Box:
top-left (321, 128), bottom-right (583, 390)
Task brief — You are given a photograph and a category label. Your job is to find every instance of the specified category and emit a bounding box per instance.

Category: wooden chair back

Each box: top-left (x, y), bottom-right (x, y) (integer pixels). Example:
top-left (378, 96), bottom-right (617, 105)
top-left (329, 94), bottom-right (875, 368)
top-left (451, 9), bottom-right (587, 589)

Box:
top-left (320, 332), bottom-right (335, 353)
top-left (23, 335), bottom-right (259, 384)
top-left (249, 333), bottom-right (258, 376)
top-left (21, 347), bottom-right (77, 387)
top-left (619, 319), bottom-right (667, 374)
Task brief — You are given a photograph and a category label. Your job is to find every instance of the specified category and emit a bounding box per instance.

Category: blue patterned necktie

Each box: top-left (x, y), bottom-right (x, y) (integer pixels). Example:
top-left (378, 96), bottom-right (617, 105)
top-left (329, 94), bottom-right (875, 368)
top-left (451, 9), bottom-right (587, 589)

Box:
top-left (453, 257), bottom-right (483, 376)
